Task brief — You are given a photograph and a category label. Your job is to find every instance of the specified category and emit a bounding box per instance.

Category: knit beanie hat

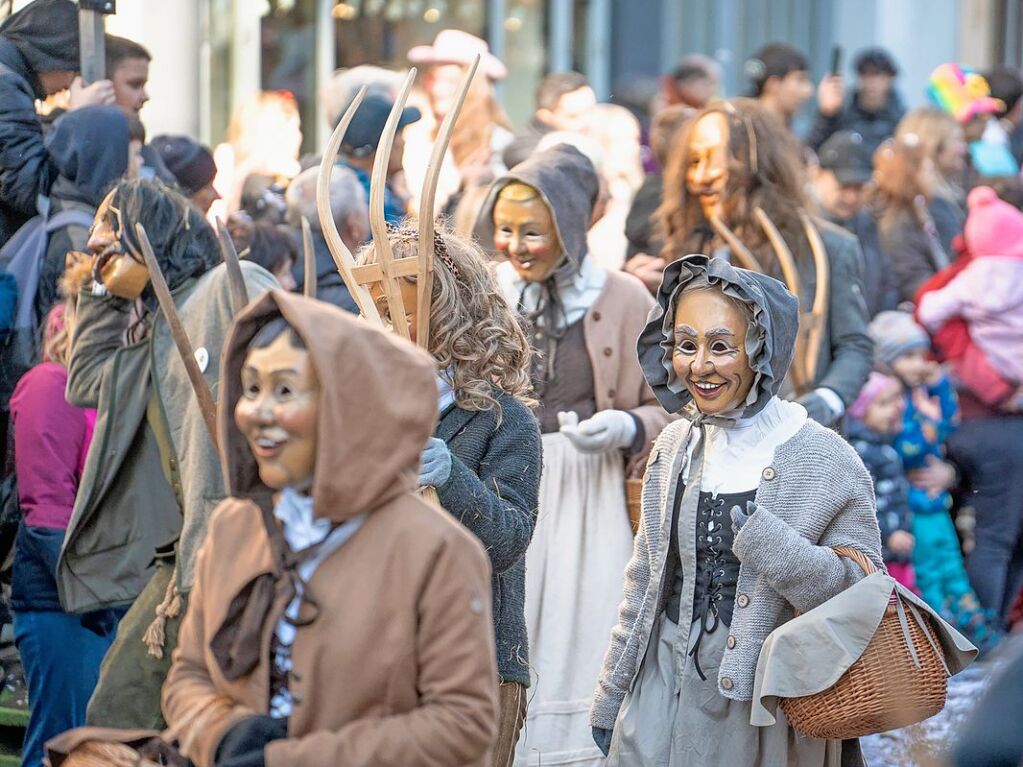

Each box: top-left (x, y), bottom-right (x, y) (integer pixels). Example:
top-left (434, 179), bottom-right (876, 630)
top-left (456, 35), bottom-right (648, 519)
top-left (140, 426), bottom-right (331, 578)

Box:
top-left (150, 135), bottom-right (217, 196)
top-left (849, 371), bottom-right (899, 421)
top-left (868, 310), bottom-right (929, 372)
top-left (965, 186), bottom-right (1023, 260)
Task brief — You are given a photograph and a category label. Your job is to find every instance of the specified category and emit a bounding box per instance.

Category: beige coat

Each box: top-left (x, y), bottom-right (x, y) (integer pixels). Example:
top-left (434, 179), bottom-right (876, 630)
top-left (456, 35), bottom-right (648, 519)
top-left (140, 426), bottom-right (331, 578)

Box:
top-left (584, 269), bottom-right (674, 450)
top-left (162, 291), bottom-right (499, 767)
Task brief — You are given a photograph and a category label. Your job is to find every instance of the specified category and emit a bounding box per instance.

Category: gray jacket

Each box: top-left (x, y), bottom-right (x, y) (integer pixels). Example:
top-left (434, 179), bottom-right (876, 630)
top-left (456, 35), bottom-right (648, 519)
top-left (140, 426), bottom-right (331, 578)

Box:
top-left (435, 395), bottom-right (541, 686)
top-left (591, 255), bottom-right (883, 728)
top-left (59, 262), bottom-right (277, 613)
top-left (801, 221), bottom-right (874, 408)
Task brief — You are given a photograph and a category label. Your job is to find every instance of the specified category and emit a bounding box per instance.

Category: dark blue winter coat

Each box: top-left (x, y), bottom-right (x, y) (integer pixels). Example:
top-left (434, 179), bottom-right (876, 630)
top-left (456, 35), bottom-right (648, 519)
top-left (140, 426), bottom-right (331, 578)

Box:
top-left (807, 89), bottom-right (906, 156)
top-left (847, 418), bottom-right (914, 563)
top-left (36, 106), bottom-right (130, 318)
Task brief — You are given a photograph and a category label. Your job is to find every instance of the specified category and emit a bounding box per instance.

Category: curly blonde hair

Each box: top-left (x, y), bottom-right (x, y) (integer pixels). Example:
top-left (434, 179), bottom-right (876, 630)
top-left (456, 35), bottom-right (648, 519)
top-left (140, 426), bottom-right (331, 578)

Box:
top-left (357, 225), bottom-right (534, 419)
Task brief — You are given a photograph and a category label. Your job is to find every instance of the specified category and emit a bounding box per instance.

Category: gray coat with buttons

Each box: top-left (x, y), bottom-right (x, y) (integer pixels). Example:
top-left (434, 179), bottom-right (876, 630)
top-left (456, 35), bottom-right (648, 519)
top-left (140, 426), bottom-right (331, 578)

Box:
top-left (590, 255), bottom-right (883, 728)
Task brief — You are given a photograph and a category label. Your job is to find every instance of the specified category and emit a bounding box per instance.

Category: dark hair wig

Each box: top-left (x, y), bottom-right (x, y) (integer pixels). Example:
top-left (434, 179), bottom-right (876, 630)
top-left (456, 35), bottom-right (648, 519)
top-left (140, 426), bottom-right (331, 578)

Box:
top-left (112, 177), bottom-right (221, 295)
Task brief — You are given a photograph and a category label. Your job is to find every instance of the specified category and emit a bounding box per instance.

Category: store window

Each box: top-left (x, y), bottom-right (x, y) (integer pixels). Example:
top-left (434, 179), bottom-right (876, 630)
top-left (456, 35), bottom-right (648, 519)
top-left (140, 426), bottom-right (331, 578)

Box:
top-left (332, 0), bottom-right (485, 70)
top-left (206, 0), bottom-right (234, 148)
top-left (261, 0), bottom-right (319, 154)
top-left (503, 0), bottom-right (547, 124)
top-left (330, 0), bottom-right (546, 127)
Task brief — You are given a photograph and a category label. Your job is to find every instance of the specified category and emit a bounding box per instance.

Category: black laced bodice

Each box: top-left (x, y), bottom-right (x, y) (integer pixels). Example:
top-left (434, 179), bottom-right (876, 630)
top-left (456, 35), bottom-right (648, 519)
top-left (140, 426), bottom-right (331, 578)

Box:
top-left (663, 477), bottom-right (754, 679)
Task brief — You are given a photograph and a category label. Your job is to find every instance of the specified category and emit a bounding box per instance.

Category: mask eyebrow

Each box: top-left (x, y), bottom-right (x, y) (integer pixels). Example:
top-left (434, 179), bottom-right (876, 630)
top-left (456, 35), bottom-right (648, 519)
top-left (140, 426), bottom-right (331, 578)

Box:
top-left (705, 327), bottom-right (736, 338)
top-left (674, 324), bottom-right (697, 337)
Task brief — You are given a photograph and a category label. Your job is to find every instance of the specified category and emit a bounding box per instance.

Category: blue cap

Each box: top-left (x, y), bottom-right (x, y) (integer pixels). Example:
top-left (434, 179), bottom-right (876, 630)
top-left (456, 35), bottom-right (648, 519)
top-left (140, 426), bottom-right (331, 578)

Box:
top-left (341, 95), bottom-right (421, 158)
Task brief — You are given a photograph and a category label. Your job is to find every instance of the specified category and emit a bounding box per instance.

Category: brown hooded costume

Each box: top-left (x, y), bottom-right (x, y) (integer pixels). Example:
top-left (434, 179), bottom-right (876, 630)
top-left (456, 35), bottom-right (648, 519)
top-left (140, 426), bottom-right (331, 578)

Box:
top-left (162, 290), bottom-right (499, 767)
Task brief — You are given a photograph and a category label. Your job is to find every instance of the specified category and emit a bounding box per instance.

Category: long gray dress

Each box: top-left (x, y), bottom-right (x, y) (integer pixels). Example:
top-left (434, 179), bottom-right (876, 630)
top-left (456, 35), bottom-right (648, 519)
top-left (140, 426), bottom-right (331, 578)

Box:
top-left (607, 485), bottom-right (843, 767)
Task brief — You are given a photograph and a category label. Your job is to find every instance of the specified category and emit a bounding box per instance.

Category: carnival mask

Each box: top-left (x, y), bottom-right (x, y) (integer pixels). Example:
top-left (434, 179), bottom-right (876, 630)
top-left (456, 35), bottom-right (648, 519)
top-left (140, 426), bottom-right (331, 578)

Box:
top-left (235, 331), bottom-right (320, 492)
top-left (88, 190), bottom-right (150, 300)
top-left (369, 278), bottom-right (420, 344)
top-left (492, 183), bottom-right (562, 283)
top-left (685, 112), bottom-right (730, 221)
top-left (672, 287), bottom-right (756, 415)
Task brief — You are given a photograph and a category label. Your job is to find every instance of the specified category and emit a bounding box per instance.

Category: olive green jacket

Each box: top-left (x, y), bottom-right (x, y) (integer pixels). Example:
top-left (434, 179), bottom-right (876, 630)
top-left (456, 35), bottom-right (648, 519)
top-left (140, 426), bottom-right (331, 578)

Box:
top-left (58, 262), bottom-right (277, 614)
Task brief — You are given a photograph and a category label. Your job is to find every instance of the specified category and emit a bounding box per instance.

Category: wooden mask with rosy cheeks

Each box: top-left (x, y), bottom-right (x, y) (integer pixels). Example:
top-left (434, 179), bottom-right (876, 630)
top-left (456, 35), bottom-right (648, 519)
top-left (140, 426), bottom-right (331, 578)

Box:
top-left (671, 285), bottom-right (756, 416)
top-left (492, 182), bottom-right (564, 283)
top-left (234, 324), bottom-right (320, 492)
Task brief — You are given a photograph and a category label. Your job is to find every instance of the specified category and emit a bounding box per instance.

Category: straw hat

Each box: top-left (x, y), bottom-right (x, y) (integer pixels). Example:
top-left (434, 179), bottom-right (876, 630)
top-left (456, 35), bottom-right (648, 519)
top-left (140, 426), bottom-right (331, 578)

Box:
top-left (408, 29), bottom-right (507, 80)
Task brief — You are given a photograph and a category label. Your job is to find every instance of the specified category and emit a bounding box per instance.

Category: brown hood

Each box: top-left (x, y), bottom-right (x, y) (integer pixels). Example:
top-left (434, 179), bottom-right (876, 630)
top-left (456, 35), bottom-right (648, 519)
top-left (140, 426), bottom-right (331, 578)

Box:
top-left (219, 290), bottom-right (438, 522)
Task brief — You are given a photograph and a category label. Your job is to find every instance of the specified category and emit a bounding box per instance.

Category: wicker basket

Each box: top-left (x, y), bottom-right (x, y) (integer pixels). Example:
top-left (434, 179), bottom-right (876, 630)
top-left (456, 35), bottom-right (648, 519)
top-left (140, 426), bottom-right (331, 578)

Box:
top-left (625, 477), bottom-right (643, 534)
top-left (779, 547), bottom-right (948, 740)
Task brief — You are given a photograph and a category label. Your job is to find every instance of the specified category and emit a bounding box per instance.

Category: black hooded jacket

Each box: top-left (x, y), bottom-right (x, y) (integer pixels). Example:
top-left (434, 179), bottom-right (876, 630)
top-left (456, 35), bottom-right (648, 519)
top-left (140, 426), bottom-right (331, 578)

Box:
top-left (0, 0), bottom-right (80, 244)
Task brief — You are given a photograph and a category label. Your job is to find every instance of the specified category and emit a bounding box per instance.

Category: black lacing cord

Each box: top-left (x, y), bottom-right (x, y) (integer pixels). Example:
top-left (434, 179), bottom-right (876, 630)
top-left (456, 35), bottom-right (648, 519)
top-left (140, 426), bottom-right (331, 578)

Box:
top-left (689, 495), bottom-right (728, 681)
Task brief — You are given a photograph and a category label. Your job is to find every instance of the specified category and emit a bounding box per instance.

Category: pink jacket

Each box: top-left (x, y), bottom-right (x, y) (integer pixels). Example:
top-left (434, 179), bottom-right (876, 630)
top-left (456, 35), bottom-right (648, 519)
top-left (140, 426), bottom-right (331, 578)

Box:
top-left (918, 257), bottom-right (1023, 384)
top-left (10, 362), bottom-right (96, 529)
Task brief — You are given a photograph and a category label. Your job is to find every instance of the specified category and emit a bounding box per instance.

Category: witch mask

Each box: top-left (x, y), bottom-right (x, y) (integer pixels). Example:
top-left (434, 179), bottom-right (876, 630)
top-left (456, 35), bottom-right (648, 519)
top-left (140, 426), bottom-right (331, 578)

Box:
top-left (685, 111), bottom-right (730, 222)
top-left (89, 190), bottom-right (150, 300)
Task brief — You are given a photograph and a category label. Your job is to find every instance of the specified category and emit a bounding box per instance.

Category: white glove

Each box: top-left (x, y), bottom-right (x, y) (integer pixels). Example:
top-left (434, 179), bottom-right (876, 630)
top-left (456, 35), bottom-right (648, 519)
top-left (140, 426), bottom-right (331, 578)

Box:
top-left (559, 409), bottom-right (637, 453)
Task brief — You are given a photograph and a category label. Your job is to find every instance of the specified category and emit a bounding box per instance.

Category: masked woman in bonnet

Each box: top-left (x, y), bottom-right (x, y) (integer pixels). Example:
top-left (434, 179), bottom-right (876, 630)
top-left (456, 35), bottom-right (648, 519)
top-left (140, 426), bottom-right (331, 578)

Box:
top-left (475, 143), bottom-right (672, 766)
top-left (590, 255), bottom-right (883, 766)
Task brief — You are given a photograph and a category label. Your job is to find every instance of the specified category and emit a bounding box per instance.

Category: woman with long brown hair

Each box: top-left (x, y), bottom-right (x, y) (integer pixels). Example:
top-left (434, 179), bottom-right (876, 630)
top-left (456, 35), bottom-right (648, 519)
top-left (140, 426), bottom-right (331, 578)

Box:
top-left (872, 135), bottom-right (950, 302)
top-left (657, 98), bottom-right (872, 426)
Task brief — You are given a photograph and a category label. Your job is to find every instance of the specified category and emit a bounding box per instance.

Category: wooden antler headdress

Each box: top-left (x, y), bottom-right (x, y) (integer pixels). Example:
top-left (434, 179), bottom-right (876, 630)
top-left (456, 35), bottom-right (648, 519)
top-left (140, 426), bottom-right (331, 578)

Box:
top-left (315, 59), bottom-right (479, 501)
top-left (315, 56), bottom-right (479, 352)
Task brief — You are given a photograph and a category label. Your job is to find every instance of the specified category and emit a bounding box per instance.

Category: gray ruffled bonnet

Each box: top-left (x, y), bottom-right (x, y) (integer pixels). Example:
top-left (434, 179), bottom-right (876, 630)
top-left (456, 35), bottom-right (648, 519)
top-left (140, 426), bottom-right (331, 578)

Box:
top-left (637, 254), bottom-right (800, 421)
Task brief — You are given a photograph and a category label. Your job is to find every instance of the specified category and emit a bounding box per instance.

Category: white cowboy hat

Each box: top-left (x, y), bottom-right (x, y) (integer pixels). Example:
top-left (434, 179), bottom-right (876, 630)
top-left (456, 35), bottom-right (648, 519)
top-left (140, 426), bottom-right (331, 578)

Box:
top-left (408, 29), bottom-right (508, 81)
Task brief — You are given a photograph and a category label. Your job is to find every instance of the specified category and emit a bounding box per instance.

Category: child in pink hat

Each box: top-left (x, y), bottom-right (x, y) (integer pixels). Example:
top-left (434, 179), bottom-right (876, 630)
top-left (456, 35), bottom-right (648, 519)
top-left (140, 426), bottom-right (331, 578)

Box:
top-left (918, 186), bottom-right (1023, 407)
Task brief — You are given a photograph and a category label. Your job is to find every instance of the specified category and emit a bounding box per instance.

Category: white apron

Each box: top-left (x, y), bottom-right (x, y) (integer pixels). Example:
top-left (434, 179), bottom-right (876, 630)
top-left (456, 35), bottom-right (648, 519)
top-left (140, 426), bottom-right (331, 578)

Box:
top-left (516, 432), bottom-right (633, 767)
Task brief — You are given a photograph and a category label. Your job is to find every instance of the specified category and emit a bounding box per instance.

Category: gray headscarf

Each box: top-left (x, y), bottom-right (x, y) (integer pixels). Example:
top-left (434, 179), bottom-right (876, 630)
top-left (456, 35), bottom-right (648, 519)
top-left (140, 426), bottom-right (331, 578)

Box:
top-left (474, 143), bottom-right (598, 275)
top-left (474, 144), bottom-right (600, 391)
top-left (638, 254), bottom-right (800, 424)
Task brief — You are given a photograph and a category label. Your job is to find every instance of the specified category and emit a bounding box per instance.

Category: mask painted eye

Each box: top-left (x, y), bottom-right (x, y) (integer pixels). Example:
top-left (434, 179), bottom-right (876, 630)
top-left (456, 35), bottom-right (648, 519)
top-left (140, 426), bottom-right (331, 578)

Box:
top-left (274, 382), bottom-right (294, 399)
top-left (243, 380), bottom-right (260, 398)
top-left (711, 341), bottom-right (735, 354)
top-left (675, 340), bottom-right (697, 355)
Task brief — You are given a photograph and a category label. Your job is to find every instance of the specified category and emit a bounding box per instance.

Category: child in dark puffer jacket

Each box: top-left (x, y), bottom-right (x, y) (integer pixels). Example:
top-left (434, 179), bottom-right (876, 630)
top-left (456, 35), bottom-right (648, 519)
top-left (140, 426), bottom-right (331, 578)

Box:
top-left (847, 372), bottom-right (917, 591)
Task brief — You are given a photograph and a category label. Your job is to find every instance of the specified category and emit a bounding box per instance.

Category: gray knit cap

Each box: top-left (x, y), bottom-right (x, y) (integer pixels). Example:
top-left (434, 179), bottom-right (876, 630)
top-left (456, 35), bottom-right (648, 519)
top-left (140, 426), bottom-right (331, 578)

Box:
top-left (867, 310), bottom-right (929, 371)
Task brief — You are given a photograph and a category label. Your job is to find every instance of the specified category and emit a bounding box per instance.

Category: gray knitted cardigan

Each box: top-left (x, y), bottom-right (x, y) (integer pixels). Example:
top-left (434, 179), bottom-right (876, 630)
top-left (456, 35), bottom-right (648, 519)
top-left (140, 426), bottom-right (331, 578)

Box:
top-left (590, 254), bottom-right (884, 729)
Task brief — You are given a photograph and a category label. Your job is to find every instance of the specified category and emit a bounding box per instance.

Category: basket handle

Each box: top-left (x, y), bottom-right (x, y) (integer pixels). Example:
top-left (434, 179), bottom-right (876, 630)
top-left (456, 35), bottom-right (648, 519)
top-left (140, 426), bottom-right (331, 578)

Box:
top-left (833, 546), bottom-right (877, 575)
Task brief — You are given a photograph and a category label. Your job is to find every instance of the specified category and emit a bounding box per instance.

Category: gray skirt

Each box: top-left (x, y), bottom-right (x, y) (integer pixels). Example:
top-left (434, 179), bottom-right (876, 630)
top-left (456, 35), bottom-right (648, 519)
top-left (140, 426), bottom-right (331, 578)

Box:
top-left (607, 615), bottom-right (842, 767)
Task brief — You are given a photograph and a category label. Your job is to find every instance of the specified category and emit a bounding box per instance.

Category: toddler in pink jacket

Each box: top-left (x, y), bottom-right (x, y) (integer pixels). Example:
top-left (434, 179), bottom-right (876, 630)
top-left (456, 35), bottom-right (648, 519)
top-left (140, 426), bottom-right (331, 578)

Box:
top-left (918, 186), bottom-right (1023, 399)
